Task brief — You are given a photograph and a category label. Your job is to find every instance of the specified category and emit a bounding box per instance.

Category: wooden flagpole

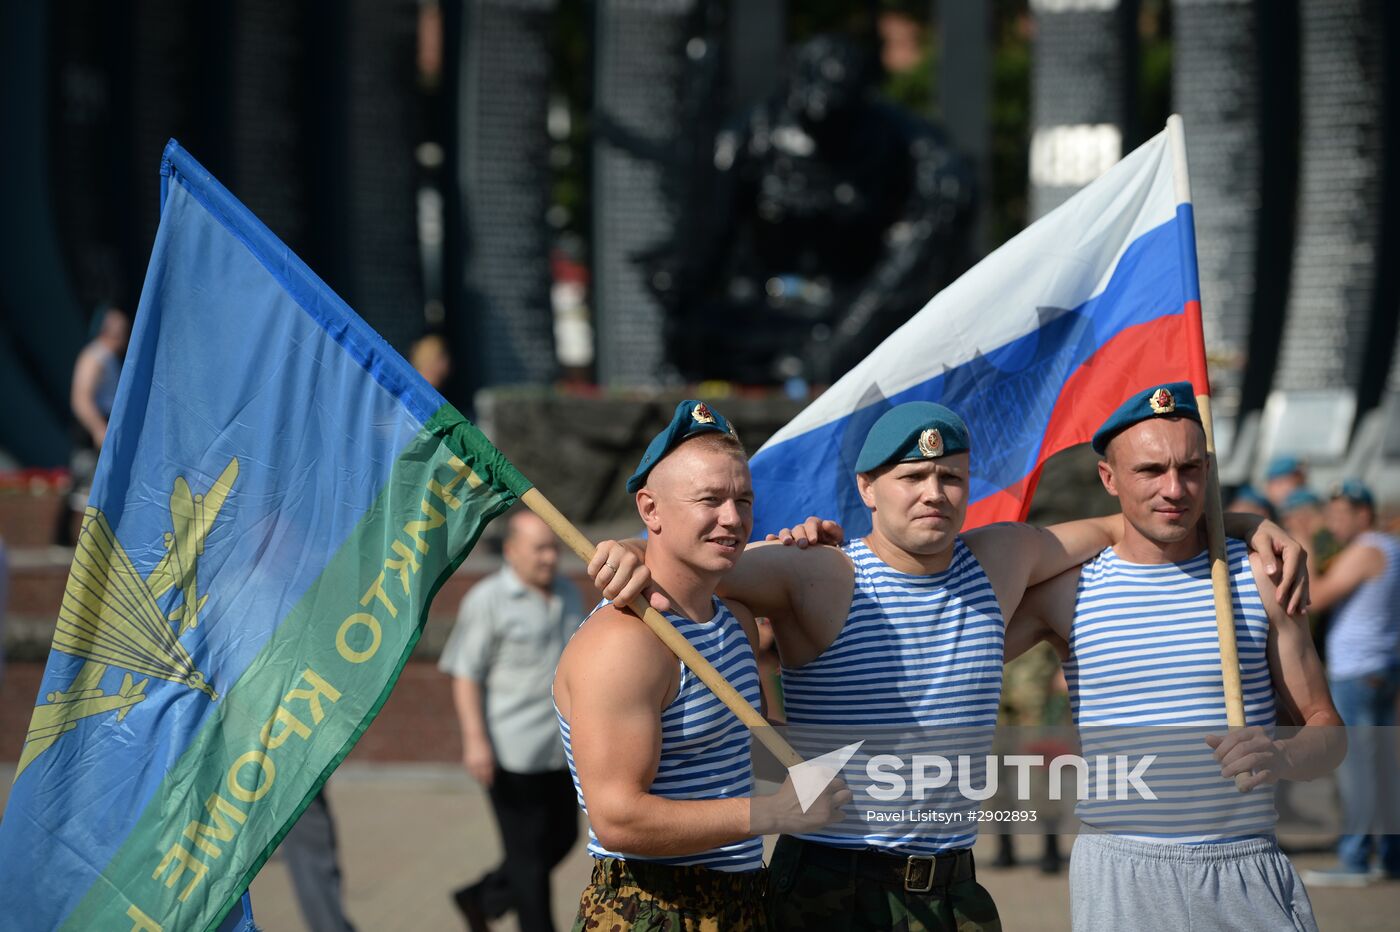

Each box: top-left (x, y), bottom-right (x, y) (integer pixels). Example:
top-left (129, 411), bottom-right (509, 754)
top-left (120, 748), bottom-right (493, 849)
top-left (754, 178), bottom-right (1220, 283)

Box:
top-left (520, 487), bottom-right (805, 770)
top-left (1167, 115), bottom-right (1250, 790)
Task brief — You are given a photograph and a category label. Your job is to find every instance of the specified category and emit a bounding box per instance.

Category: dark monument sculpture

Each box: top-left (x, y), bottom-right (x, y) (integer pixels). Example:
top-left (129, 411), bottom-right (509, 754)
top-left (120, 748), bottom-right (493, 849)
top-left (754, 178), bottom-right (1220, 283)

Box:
top-left (640, 34), bottom-right (975, 385)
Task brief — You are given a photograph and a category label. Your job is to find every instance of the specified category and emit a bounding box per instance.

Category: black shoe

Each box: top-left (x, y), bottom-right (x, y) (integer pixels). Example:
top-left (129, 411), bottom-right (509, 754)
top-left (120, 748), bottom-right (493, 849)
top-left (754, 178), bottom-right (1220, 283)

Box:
top-left (452, 884), bottom-right (489, 932)
top-left (991, 838), bottom-right (1016, 869)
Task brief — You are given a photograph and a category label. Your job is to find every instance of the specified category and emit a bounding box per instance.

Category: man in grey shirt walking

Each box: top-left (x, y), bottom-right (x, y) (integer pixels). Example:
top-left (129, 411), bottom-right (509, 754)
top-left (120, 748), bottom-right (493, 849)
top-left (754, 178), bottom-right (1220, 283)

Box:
top-left (440, 509), bottom-right (584, 932)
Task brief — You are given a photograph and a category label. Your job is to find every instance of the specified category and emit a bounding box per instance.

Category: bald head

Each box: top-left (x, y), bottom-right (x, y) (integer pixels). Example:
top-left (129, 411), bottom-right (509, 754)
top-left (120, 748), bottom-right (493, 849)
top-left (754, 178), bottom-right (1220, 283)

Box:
top-left (644, 434), bottom-right (746, 495)
top-left (100, 307), bottom-right (130, 354)
top-left (504, 510), bottom-right (559, 590)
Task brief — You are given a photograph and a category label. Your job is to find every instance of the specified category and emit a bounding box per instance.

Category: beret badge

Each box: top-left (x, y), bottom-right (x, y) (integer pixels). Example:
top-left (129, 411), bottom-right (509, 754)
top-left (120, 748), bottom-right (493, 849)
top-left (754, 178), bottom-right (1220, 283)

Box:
top-left (692, 402), bottom-right (717, 425)
top-left (917, 428), bottom-right (944, 459)
top-left (1148, 388), bottom-right (1176, 415)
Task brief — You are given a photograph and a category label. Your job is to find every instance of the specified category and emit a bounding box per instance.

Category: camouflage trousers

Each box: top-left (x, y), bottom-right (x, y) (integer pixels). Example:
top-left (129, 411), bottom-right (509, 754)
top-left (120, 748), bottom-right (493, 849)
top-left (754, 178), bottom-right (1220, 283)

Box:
top-left (572, 857), bottom-right (768, 931)
top-left (767, 837), bottom-right (1002, 932)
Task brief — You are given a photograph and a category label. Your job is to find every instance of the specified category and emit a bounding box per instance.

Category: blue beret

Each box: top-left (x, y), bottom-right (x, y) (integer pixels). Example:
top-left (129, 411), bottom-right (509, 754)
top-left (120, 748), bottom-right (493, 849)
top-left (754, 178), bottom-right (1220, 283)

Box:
top-left (1266, 455), bottom-right (1304, 480)
top-left (626, 400), bottom-right (740, 493)
top-left (855, 402), bottom-right (971, 473)
top-left (1280, 488), bottom-right (1323, 514)
top-left (1091, 382), bottom-right (1201, 455)
top-left (1330, 479), bottom-right (1375, 510)
top-left (1230, 484), bottom-right (1270, 509)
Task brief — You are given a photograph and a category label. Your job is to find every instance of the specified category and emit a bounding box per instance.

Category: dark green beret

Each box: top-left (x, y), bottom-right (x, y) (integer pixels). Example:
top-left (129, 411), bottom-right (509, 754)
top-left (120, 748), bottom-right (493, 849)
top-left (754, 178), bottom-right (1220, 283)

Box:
top-left (854, 402), bottom-right (971, 473)
top-left (1091, 382), bottom-right (1201, 455)
top-left (626, 400), bottom-right (740, 493)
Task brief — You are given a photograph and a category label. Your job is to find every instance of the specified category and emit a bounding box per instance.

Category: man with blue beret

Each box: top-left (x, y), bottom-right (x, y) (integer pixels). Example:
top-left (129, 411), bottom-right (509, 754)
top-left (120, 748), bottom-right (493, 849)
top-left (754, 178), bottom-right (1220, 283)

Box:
top-left (553, 400), bottom-right (849, 932)
top-left (1299, 479), bottom-right (1400, 887)
top-left (1279, 488), bottom-right (1339, 577)
top-left (1008, 381), bottom-right (1342, 931)
top-left (592, 394), bottom-right (1309, 930)
top-left (1226, 484), bottom-right (1277, 522)
top-left (1265, 454), bottom-right (1309, 511)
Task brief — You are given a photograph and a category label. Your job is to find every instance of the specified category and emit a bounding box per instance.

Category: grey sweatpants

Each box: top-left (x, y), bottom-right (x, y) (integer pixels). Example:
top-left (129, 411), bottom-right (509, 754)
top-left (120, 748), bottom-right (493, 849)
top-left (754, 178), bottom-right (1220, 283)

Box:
top-left (1069, 833), bottom-right (1317, 932)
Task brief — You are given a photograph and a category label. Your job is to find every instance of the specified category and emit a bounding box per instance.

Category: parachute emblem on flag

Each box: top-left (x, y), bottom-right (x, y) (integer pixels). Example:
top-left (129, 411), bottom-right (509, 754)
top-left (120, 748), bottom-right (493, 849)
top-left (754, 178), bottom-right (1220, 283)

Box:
top-left (17, 457), bottom-right (240, 777)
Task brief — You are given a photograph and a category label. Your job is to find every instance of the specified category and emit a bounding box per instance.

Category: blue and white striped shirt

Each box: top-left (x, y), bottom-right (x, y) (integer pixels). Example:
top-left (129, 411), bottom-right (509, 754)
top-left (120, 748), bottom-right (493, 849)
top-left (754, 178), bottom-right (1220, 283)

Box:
top-left (1326, 531), bottom-right (1400, 680)
top-left (783, 537), bottom-right (1004, 854)
top-left (558, 598), bottom-right (764, 872)
top-left (1065, 540), bottom-right (1277, 843)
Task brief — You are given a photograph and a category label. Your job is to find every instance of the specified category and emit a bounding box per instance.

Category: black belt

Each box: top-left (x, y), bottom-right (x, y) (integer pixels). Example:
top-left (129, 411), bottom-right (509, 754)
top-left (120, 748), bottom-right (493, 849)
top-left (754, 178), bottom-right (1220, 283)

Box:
top-left (787, 838), bottom-right (975, 894)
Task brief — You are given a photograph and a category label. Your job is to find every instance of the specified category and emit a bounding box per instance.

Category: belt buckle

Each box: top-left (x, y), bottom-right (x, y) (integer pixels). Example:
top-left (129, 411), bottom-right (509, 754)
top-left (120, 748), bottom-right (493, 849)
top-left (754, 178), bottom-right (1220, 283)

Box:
top-left (903, 855), bottom-right (935, 894)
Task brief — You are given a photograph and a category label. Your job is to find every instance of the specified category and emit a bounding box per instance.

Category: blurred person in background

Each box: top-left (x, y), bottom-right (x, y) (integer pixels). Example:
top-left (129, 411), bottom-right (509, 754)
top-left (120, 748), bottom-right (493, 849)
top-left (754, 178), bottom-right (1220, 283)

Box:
top-left (280, 790), bottom-right (356, 932)
top-left (989, 641), bottom-right (1069, 875)
top-left (1283, 488), bottom-right (1343, 669)
top-left (0, 532), bottom-right (7, 688)
top-left (60, 304), bottom-right (129, 545)
top-left (440, 509), bottom-right (584, 932)
top-left (1300, 481), bottom-right (1400, 886)
top-left (1226, 485), bottom-right (1276, 522)
top-left (410, 333), bottom-right (452, 391)
top-left (1264, 456), bottom-right (1308, 511)
top-left (1281, 488), bottom-right (1341, 574)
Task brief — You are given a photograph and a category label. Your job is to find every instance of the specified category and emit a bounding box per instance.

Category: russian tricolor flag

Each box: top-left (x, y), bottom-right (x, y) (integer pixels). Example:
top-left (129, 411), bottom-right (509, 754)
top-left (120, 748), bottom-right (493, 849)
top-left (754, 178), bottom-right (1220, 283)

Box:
top-left (750, 120), bottom-right (1210, 539)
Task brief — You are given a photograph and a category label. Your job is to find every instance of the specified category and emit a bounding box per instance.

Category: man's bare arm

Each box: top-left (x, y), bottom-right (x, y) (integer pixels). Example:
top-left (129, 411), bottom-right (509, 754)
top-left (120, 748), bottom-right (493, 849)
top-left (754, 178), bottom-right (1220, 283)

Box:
top-left (1221, 513), bottom-right (1311, 613)
top-left (970, 513), bottom-right (1307, 619)
top-left (1005, 567), bottom-right (1078, 663)
top-left (964, 518), bottom-right (1118, 621)
top-left (561, 609), bottom-right (755, 856)
top-left (70, 347), bottom-right (108, 446)
top-left (586, 535), bottom-right (853, 634)
top-left (1206, 553), bottom-right (1345, 789)
top-left (1306, 542), bottom-right (1384, 613)
top-left (559, 606), bottom-right (849, 851)
top-left (451, 677), bottom-right (495, 787)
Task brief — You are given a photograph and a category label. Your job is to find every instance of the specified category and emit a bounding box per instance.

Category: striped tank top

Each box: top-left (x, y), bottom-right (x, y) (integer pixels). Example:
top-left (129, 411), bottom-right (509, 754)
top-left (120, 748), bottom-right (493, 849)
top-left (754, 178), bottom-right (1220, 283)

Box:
top-left (1326, 531), bottom-right (1400, 680)
top-left (557, 597), bottom-right (764, 872)
top-left (1065, 540), bottom-right (1277, 843)
top-left (782, 537), bottom-right (1004, 854)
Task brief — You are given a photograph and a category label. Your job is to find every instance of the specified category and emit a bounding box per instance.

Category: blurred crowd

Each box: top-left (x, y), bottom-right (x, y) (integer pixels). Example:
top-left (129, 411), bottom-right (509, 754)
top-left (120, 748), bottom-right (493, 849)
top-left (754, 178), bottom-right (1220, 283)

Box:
top-left (1229, 462), bottom-right (1400, 887)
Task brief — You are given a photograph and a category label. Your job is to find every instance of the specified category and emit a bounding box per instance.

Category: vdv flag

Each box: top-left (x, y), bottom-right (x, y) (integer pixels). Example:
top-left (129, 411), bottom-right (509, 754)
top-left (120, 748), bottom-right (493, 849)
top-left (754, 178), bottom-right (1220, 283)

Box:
top-left (0, 141), bottom-right (532, 931)
top-left (750, 124), bottom-right (1210, 538)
